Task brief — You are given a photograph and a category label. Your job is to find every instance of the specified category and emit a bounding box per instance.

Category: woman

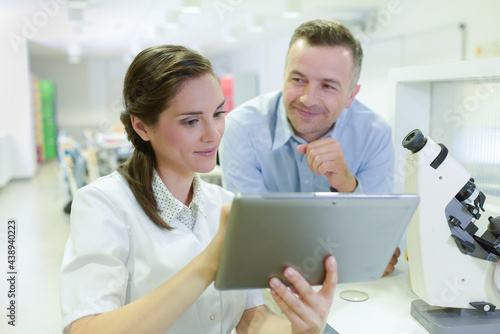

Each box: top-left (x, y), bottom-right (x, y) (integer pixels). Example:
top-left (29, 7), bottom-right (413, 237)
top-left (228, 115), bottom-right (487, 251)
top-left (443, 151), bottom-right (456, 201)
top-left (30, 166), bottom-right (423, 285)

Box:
top-left (60, 45), bottom-right (337, 334)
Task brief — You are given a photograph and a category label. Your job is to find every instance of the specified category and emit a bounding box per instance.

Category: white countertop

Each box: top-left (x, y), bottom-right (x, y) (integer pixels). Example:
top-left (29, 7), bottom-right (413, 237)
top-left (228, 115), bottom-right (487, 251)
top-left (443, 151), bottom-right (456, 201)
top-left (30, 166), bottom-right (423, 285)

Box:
top-left (327, 259), bottom-right (429, 333)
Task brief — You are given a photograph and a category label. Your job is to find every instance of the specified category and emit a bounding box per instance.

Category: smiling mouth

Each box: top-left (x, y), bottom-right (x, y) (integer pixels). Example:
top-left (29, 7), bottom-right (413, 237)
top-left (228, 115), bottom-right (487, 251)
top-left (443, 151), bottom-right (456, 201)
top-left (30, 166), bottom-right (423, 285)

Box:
top-left (195, 147), bottom-right (218, 156)
top-left (295, 106), bottom-right (322, 118)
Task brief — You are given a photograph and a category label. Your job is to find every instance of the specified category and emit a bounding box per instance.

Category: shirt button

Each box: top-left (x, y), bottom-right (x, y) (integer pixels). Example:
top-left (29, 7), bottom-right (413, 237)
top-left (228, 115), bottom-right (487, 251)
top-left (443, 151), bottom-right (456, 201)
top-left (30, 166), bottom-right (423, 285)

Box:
top-left (210, 315), bottom-right (215, 321)
top-left (305, 179), bottom-right (309, 184)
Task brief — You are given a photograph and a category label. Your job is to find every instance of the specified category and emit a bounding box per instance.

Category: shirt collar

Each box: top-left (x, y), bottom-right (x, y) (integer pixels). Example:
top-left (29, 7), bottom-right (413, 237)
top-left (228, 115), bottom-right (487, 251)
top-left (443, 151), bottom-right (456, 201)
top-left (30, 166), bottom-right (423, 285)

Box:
top-left (190, 174), bottom-right (204, 215)
top-left (152, 170), bottom-right (205, 227)
top-left (272, 93), bottom-right (296, 150)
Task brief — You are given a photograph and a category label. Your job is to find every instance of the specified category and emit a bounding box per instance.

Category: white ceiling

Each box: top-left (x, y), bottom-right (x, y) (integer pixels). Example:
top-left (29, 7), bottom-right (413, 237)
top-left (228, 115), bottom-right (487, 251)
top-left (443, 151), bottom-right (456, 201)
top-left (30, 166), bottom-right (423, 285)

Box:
top-left (4, 0), bottom-right (389, 60)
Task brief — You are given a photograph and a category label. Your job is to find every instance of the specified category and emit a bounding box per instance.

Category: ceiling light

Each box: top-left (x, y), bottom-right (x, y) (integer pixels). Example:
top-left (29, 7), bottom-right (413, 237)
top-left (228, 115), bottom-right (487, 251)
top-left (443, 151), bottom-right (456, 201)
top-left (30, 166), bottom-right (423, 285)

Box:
top-left (283, 0), bottom-right (301, 19)
top-left (181, 0), bottom-right (201, 14)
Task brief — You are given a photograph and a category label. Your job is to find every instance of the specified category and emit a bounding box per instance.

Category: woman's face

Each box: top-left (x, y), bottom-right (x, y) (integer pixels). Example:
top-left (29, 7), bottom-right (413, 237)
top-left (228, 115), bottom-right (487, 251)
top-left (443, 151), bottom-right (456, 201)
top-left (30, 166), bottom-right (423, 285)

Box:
top-left (144, 74), bottom-right (226, 177)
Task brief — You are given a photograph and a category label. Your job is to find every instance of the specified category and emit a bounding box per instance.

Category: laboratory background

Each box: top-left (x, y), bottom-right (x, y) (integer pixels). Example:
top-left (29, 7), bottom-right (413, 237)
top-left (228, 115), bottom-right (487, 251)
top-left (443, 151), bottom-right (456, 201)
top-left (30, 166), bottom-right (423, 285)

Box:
top-left (1, 0), bottom-right (500, 333)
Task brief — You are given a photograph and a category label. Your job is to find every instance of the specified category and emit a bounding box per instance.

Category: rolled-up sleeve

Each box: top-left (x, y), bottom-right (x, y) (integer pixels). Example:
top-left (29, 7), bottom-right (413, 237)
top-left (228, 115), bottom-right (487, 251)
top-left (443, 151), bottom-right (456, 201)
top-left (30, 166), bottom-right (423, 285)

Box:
top-left (60, 184), bottom-right (130, 333)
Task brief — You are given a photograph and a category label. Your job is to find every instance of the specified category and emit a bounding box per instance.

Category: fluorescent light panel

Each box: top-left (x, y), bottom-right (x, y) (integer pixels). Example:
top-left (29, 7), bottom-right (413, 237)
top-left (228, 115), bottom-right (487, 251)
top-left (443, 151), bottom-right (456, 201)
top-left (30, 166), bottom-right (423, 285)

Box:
top-left (182, 0), bottom-right (201, 14)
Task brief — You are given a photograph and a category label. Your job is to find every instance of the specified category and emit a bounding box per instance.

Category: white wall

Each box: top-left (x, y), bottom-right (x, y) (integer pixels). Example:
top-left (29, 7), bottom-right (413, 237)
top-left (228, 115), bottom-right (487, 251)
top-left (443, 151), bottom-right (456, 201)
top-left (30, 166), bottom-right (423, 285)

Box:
top-left (0, 10), bottom-right (37, 185)
top-left (209, 0), bottom-right (500, 120)
top-left (209, 36), bottom-right (290, 97)
top-left (354, 0), bottom-right (500, 122)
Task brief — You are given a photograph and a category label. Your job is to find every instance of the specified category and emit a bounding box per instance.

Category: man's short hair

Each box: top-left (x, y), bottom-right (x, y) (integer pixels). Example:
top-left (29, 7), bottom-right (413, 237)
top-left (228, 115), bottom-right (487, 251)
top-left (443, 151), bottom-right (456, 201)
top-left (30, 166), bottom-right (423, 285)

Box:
top-left (287, 19), bottom-right (363, 88)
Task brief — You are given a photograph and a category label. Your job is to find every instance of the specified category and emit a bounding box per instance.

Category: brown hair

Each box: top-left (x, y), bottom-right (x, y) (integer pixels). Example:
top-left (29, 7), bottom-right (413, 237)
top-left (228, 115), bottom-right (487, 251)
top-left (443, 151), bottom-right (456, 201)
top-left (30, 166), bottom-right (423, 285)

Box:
top-left (287, 19), bottom-right (363, 89)
top-left (118, 45), bottom-right (216, 230)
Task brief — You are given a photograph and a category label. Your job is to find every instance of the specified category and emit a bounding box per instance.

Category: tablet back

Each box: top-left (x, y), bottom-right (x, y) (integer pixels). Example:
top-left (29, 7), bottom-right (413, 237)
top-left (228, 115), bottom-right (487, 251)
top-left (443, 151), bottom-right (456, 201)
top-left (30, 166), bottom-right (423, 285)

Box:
top-left (215, 193), bottom-right (419, 290)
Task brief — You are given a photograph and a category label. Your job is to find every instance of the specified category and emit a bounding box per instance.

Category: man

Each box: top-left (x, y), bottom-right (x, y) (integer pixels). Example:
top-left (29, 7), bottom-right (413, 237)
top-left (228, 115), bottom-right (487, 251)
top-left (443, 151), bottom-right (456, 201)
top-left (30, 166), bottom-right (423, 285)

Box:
top-left (219, 20), bottom-right (398, 275)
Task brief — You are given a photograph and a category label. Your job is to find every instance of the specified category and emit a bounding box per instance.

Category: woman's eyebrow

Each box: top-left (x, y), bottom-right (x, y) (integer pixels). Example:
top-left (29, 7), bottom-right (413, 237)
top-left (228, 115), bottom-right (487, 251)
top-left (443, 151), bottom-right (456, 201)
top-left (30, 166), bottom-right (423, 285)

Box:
top-left (178, 111), bottom-right (203, 116)
top-left (177, 99), bottom-right (226, 116)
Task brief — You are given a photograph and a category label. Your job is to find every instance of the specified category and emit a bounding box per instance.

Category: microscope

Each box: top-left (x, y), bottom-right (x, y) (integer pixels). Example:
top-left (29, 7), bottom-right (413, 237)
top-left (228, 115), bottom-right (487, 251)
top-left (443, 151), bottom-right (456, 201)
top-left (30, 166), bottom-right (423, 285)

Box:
top-left (402, 129), bottom-right (500, 333)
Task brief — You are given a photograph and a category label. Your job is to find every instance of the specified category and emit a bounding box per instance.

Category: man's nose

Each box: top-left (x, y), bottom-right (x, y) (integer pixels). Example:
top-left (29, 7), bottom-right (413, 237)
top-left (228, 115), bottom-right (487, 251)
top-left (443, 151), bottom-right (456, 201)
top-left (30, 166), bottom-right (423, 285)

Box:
top-left (299, 84), bottom-right (319, 107)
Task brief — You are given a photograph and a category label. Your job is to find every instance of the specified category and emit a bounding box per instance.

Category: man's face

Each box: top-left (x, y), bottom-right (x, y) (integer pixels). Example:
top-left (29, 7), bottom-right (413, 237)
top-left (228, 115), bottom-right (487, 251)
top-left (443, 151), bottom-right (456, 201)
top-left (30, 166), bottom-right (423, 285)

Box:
top-left (282, 39), bottom-right (360, 142)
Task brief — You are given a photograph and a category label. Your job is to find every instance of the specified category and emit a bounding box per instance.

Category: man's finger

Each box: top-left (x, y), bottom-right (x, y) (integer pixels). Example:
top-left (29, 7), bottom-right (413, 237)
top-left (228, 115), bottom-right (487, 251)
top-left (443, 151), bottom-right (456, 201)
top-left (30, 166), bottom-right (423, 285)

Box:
top-left (394, 247), bottom-right (401, 257)
top-left (296, 144), bottom-right (307, 155)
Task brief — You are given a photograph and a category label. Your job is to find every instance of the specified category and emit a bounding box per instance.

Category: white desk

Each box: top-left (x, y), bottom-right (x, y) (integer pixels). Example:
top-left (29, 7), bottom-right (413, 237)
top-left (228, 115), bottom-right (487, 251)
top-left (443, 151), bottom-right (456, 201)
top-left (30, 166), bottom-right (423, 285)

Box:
top-left (327, 259), bottom-right (428, 333)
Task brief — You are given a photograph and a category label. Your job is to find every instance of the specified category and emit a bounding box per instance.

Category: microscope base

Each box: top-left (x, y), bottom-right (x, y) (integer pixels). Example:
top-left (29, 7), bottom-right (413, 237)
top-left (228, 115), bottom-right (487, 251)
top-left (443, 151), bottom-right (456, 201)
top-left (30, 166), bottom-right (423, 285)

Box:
top-left (411, 299), bottom-right (500, 334)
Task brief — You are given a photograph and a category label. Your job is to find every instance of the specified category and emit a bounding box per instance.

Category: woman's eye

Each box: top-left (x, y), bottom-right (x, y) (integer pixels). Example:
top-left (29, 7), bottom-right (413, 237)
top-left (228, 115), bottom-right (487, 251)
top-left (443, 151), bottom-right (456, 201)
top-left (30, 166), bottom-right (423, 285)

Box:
top-left (214, 111), bottom-right (227, 118)
top-left (183, 119), bottom-right (198, 126)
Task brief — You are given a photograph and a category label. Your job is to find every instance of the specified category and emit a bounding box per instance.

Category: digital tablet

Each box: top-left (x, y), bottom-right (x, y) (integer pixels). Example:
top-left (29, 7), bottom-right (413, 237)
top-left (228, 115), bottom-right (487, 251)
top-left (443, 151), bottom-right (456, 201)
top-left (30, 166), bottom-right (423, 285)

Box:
top-left (214, 192), bottom-right (419, 290)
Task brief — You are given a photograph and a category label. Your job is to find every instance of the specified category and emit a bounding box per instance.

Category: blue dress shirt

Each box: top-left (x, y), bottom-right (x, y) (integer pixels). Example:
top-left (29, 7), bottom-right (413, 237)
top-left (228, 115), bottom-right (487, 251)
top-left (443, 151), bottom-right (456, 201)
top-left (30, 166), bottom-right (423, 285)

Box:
top-left (219, 90), bottom-right (394, 194)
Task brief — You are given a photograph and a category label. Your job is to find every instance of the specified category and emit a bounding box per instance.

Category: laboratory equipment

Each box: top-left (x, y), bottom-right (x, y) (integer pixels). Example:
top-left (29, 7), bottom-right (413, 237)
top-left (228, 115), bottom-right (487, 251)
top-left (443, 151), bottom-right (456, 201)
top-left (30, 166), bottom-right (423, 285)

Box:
top-left (402, 129), bottom-right (500, 333)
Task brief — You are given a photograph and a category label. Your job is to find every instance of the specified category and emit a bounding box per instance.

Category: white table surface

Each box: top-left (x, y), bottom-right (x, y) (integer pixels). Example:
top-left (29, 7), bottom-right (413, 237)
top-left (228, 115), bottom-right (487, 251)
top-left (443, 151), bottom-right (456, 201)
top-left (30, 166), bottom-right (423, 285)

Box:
top-left (327, 259), bottom-right (429, 334)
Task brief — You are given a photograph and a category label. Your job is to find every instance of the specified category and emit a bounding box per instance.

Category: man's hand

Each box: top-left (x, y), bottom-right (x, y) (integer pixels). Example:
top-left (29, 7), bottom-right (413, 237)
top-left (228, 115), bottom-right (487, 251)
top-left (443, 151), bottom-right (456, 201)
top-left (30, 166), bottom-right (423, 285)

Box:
top-left (297, 138), bottom-right (356, 192)
top-left (382, 247), bottom-right (401, 277)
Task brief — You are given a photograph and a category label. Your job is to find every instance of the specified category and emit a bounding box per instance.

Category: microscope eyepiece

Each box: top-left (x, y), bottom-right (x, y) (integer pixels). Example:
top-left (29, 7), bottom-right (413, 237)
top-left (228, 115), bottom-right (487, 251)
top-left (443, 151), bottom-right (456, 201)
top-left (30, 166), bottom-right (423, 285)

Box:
top-left (402, 129), bottom-right (427, 153)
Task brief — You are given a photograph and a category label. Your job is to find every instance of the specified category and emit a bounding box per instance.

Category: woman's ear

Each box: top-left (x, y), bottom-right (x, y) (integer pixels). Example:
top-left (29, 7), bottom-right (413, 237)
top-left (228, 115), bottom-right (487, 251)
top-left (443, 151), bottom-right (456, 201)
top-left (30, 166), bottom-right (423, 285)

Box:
top-left (130, 115), bottom-right (151, 141)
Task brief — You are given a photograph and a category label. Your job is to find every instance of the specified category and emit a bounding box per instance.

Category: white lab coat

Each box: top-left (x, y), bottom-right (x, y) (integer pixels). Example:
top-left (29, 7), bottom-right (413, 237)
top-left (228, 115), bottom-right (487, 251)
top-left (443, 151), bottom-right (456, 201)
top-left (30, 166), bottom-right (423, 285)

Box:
top-left (60, 172), bottom-right (264, 334)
